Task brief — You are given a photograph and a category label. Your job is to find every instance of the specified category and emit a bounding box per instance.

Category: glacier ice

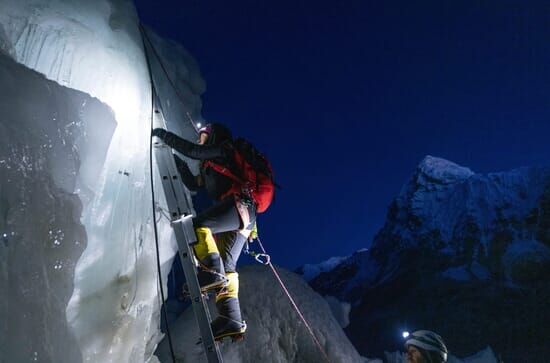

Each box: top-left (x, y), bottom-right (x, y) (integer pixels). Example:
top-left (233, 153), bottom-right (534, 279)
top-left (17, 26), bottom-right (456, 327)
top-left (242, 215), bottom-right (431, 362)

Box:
top-left (0, 50), bottom-right (115, 363)
top-left (155, 265), bottom-right (365, 363)
top-left (302, 249), bottom-right (379, 305)
top-left (0, 2), bottom-right (361, 362)
top-left (0, 1), bottom-right (205, 362)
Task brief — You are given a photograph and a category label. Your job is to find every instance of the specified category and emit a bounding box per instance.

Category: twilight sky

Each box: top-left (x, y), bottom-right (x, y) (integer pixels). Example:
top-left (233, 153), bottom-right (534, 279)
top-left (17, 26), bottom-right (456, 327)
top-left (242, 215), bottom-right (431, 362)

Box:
top-left (134, 0), bottom-right (550, 269)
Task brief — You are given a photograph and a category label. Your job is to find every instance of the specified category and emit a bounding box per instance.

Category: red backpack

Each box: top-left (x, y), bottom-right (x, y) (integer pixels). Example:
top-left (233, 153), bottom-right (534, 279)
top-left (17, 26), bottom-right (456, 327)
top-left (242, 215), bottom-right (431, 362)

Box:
top-left (204, 138), bottom-right (275, 213)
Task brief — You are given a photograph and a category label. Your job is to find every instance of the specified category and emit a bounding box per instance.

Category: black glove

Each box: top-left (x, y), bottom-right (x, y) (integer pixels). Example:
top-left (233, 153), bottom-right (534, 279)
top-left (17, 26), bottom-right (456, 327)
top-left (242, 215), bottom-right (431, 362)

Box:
top-left (173, 154), bottom-right (200, 191)
top-left (152, 128), bottom-right (168, 140)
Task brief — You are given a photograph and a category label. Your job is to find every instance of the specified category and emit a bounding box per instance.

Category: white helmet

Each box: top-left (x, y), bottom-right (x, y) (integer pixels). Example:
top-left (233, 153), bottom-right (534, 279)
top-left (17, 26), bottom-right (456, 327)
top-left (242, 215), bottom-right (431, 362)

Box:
top-left (405, 330), bottom-right (448, 363)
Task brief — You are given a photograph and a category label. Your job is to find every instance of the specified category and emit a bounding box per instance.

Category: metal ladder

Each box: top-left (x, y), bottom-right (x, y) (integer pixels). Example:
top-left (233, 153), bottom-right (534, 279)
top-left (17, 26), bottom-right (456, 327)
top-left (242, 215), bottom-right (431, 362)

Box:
top-left (151, 89), bottom-right (223, 363)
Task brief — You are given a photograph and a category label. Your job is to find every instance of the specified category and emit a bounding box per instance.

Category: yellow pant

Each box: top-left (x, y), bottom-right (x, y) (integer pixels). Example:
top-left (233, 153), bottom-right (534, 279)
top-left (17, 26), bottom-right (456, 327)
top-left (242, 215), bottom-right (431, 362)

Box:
top-left (193, 227), bottom-right (239, 301)
top-left (193, 227), bottom-right (219, 261)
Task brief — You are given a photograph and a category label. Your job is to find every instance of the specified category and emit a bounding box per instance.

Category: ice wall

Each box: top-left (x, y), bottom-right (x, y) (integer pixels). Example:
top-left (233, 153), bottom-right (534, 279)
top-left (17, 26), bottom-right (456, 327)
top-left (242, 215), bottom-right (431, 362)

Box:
top-left (0, 51), bottom-right (116, 363)
top-left (0, 1), bottom-right (205, 362)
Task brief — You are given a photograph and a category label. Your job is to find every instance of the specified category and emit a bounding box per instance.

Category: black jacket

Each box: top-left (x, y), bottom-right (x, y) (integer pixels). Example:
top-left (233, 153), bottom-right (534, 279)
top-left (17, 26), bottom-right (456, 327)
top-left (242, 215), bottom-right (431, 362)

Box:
top-left (161, 131), bottom-right (234, 201)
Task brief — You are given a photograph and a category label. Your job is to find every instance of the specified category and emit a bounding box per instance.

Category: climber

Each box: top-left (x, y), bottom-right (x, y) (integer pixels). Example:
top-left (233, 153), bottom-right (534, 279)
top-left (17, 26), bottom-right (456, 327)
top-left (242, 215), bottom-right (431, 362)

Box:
top-left (152, 123), bottom-right (274, 341)
top-left (405, 330), bottom-right (448, 363)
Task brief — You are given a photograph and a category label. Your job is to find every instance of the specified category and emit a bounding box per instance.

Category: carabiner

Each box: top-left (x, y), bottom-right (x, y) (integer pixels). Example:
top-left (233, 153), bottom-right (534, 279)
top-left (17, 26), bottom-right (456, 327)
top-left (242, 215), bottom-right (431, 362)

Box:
top-left (254, 253), bottom-right (271, 265)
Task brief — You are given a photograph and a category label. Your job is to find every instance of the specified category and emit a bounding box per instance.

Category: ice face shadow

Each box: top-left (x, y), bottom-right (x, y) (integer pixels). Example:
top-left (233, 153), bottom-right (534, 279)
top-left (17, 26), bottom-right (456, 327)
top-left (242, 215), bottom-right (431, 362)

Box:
top-left (0, 53), bottom-right (116, 363)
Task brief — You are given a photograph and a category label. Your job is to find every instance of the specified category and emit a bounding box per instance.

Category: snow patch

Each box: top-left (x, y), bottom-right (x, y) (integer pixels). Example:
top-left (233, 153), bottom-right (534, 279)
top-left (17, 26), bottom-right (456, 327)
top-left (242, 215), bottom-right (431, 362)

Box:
top-left (418, 155), bottom-right (475, 184)
top-left (155, 265), bottom-right (363, 363)
top-left (324, 295), bottom-right (351, 328)
top-left (459, 346), bottom-right (499, 363)
top-left (300, 255), bottom-right (348, 281)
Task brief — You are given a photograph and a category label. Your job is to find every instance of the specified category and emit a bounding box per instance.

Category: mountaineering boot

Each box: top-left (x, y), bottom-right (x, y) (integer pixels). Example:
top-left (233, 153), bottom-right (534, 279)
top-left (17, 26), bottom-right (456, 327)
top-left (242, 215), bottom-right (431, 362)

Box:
top-left (196, 253), bottom-right (228, 292)
top-left (183, 253), bottom-right (228, 295)
top-left (211, 297), bottom-right (247, 341)
top-left (191, 227), bottom-right (228, 293)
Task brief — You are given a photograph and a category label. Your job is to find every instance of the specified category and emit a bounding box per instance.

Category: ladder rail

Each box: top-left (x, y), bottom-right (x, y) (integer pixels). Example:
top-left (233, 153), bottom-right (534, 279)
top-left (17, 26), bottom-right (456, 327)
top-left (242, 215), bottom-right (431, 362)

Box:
top-left (152, 91), bottom-right (223, 363)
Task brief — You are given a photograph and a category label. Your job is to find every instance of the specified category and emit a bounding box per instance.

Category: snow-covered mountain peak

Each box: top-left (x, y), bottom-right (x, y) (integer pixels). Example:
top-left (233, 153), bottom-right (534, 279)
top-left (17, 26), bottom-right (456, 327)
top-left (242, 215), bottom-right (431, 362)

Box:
top-left (396, 156), bottom-right (475, 222)
top-left (297, 255), bottom-right (349, 282)
top-left (416, 155), bottom-right (474, 185)
top-left (298, 157), bottom-right (550, 362)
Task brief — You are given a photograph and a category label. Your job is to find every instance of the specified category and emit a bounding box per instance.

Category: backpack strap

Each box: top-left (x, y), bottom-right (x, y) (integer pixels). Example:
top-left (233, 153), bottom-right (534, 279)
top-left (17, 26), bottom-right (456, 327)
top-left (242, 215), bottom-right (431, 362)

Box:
top-left (203, 160), bottom-right (243, 184)
top-left (204, 160), bottom-right (252, 202)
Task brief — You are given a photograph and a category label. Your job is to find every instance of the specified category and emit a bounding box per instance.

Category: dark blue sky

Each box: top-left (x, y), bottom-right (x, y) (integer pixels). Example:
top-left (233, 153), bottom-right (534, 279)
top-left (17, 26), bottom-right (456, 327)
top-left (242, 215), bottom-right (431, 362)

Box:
top-left (135, 1), bottom-right (550, 269)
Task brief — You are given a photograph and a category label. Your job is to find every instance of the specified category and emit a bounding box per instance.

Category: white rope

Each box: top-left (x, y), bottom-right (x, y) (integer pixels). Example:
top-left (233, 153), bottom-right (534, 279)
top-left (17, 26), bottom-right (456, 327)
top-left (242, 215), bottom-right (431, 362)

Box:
top-left (256, 237), bottom-right (332, 363)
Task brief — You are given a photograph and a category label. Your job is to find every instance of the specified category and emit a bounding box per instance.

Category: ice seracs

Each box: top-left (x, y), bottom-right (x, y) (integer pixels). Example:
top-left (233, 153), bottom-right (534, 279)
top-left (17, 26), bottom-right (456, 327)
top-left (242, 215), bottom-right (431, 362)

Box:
top-left (0, 51), bottom-right (113, 363)
top-left (0, 1), bottom-right (205, 362)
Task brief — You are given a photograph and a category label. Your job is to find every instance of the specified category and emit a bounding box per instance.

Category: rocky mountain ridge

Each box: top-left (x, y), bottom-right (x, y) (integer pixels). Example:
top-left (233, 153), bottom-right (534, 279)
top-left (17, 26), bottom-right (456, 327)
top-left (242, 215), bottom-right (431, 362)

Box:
top-left (299, 156), bottom-right (550, 362)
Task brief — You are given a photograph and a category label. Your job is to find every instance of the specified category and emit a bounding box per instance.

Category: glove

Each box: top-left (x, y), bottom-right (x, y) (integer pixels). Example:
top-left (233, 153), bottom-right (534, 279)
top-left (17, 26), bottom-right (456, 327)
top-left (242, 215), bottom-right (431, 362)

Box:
top-left (248, 222), bottom-right (258, 242)
top-left (152, 128), bottom-right (168, 140)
